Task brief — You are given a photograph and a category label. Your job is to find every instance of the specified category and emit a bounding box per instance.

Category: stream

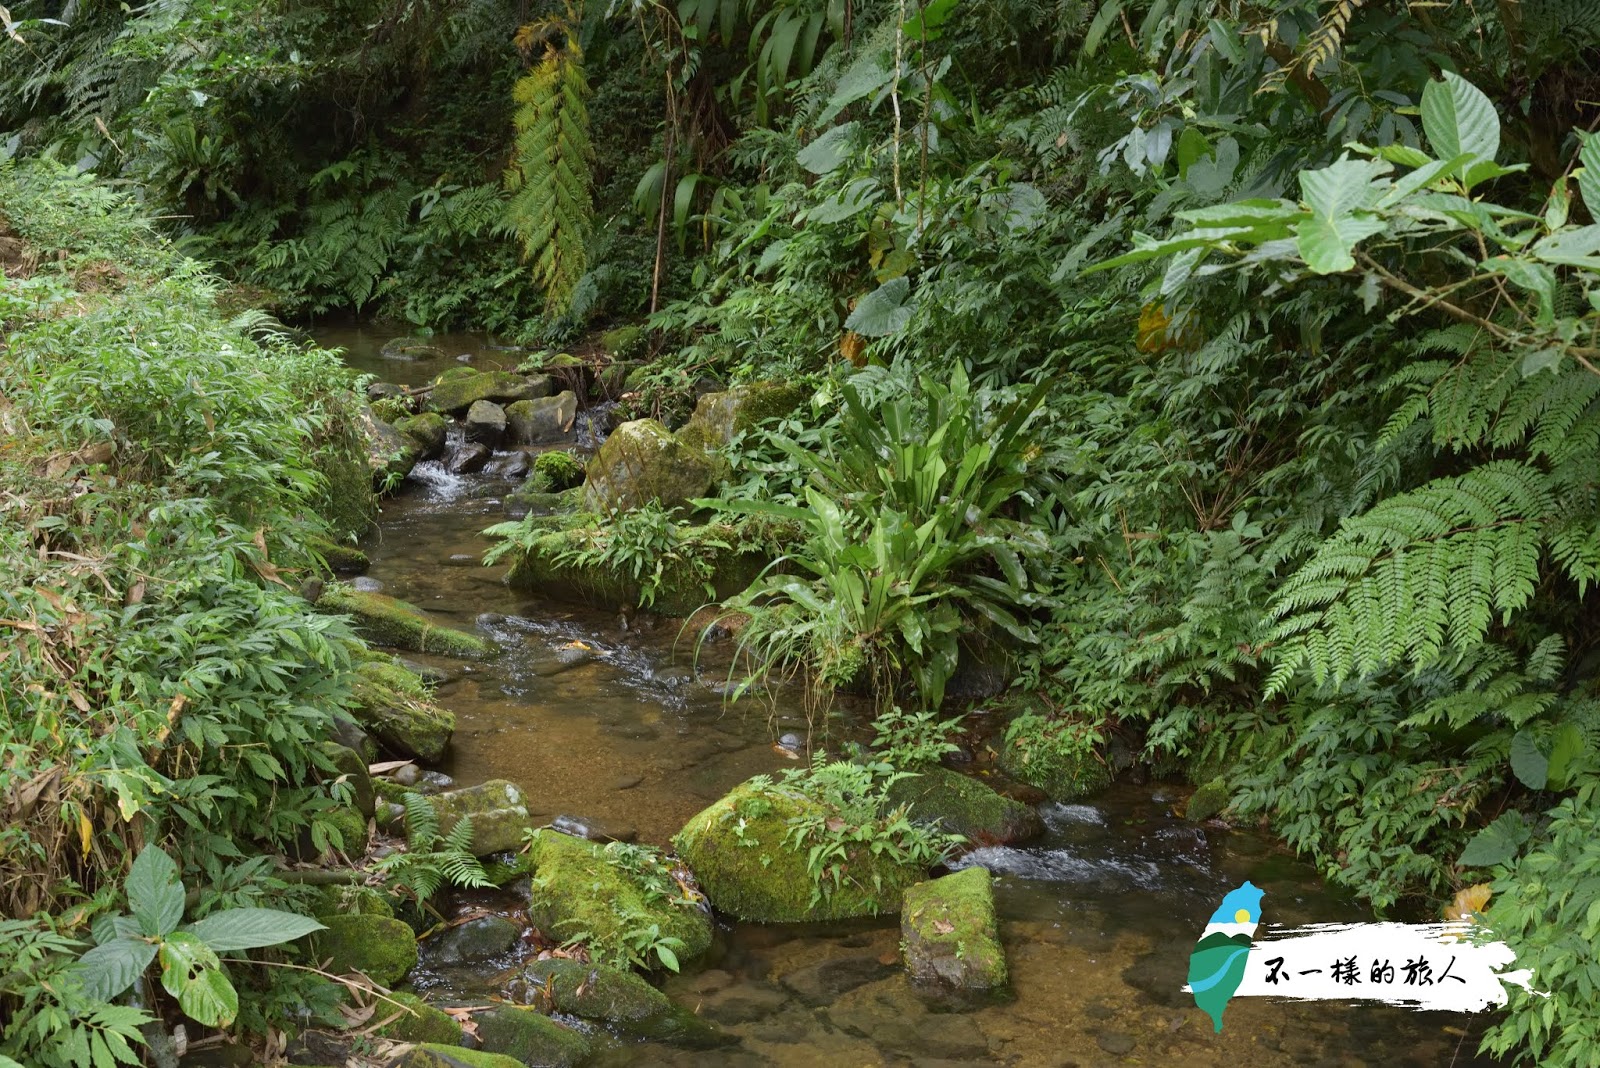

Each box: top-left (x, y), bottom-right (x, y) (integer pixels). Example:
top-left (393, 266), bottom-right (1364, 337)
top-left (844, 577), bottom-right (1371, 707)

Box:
top-left (325, 323), bottom-right (1497, 1067)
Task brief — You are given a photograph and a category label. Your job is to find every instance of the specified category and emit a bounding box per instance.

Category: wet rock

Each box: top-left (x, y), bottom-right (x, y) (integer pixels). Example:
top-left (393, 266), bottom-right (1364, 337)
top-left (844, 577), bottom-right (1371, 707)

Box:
top-left (316, 741), bottom-right (375, 817)
top-left (375, 991), bottom-right (464, 1045)
top-left (352, 576), bottom-right (383, 592)
top-left (472, 1004), bottom-right (590, 1067)
top-left (426, 371), bottom-right (552, 414)
top-left (900, 867), bottom-right (1007, 991)
top-left (779, 956), bottom-right (895, 1007)
top-left (420, 770), bottom-right (455, 793)
top-left (427, 915), bottom-right (521, 966)
top-left (516, 959), bottom-right (733, 1047)
top-left (446, 441), bottom-right (492, 475)
top-left (286, 1029), bottom-right (351, 1065)
top-left (674, 776), bottom-right (926, 922)
top-left (369, 381), bottom-right (407, 401)
top-left (485, 451), bottom-right (531, 479)
top-left (777, 732), bottom-right (802, 752)
top-left (388, 1045), bottom-right (527, 1068)
top-left (609, 774), bottom-right (643, 791)
top-left (392, 762), bottom-right (421, 786)
top-left (430, 780), bottom-right (531, 856)
top-left (549, 814), bottom-right (636, 843)
top-left (997, 715), bottom-right (1112, 802)
top-left (396, 411), bottom-right (450, 461)
top-left (464, 400), bottom-right (508, 446)
top-left (505, 392), bottom-right (578, 445)
top-left (329, 713), bottom-right (376, 762)
top-left (1185, 777), bottom-right (1231, 822)
top-left (322, 586), bottom-right (495, 659)
top-left (582, 418), bottom-right (714, 515)
top-left (674, 381), bottom-right (808, 460)
top-left (696, 982), bottom-right (791, 1025)
top-left (1149, 823), bottom-right (1210, 866)
top-left (445, 553), bottom-right (479, 566)
top-left (348, 659), bottom-right (456, 763)
top-left (306, 536), bottom-right (370, 575)
top-left (886, 767), bottom-right (1043, 846)
top-left (377, 801), bottom-right (407, 830)
top-left (361, 407), bottom-right (422, 486)
top-left (382, 337), bottom-right (447, 361)
top-left (524, 829), bottom-right (711, 966)
top-left (312, 914), bottom-right (418, 986)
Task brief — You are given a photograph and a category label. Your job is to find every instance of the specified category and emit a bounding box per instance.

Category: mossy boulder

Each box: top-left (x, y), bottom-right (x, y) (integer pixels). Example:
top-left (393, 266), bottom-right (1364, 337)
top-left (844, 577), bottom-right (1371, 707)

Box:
top-left (524, 829), bottom-right (712, 967)
top-left (430, 779), bottom-right (531, 855)
top-left (309, 883), bottom-right (393, 919)
top-left (505, 392), bottom-right (577, 445)
top-left (1184, 777), bottom-right (1231, 822)
top-left (324, 805), bottom-right (369, 855)
top-left (381, 337), bottom-right (446, 361)
top-left (900, 867), bottom-right (1007, 991)
top-left (426, 371), bottom-right (552, 414)
top-left (426, 915), bottom-right (520, 965)
top-left (518, 959), bottom-right (733, 1047)
top-left (395, 411), bottom-right (449, 461)
top-left (473, 1005), bottom-right (591, 1067)
top-left (674, 776), bottom-right (926, 922)
top-left (319, 584), bottom-right (495, 659)
top-left (885, 768), bottom-right (1042, 846)
top-left (306, 536), bottom-right (370, 574)
top-left (582, 418), bottom-right (714, 515)
top-left (311, 914), bottom-right (418, 986)
top-left (503, 522), bottom-right (764, 616)
top-left (376, 992), bottom-right (463, 1045)
top-left (600, 324), bottom-right (647, 359)
top-left (316, 742), bottom-right (375, 817)
top-left (388, 1045), bottom-right (526, 1068)
top-left (348, 659), bottom-right (456, 763)
top-left (997, 717), bottom-right (1112, 802)
top-left (530, 450), bottom-right (585, 492)
top-left (360, 407), bottom-right (422, 486)
top-left (675, 382), bottom-right (807, 459)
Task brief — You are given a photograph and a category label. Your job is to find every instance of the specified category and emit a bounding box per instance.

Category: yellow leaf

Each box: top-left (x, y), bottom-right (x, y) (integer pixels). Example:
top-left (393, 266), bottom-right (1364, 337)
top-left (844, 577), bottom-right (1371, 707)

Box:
top-left (1136, 301), bottom-right (1171, 353)
top-left (78, 810), bottom-right (93, 856)
top-left (1444, 883), bottom-right (1492, 923)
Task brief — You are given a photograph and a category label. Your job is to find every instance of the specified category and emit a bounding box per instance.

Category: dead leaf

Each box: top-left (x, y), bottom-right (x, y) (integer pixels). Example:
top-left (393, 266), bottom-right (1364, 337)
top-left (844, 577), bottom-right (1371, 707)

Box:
top-left (1445, 883), bottom-right (1492, 923)
top-left (367, 759), bottom-right (418, 776)
top-left (771, 743), bottom-right (801, 759)
top-left (932, 919), bottom-right (955, 935)
top-left (125, 581), bottom-right (145, 606)
top-left (825, 817), bottom-right (847, 833)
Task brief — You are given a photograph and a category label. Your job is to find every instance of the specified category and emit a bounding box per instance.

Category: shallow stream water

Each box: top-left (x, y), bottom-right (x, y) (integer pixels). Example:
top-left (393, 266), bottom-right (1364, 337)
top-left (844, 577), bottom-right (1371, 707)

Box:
top-left (325, 323), bottom-right (1497, 1067)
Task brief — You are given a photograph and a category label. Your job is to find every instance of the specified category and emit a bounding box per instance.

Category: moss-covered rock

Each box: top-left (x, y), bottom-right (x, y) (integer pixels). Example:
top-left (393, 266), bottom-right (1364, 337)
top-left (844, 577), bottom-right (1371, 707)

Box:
top-left (375, 992), bottom-right (463, 1045)
top-left (885, 767), bottom-right (1042, 846)
top-left (518, 959), bottom-right (733, 1047)
top-left (582, 418), bottom-right (714, 515)
top-left (675, 382), bottom-right (807, 459)
top-left (900, 867), bottom-right (1007, 991)
top-left (674, 776), bottom-right (926, 922)
top-left (309, 883), bottom-right (393, 919)
top-left (395, 411), bottom-right (449, 461)
top-left (318, 584), bottom-right (494, 659)
top-left (524, 830), bottom-right (712, 967)
top-left (348, 659), bottom-right (457, 763)
top-left (505, 392), bottom-right (577, 445)
top-left (1184, 776), bottom-right (1231, 821)
top-left (600, 324), bottom-right (647, 359)
top-left (425, 371), bottom-right (552, 414)
top-left (430, 779), bottom-right (531, 855)
top-left (316, 741), bottom-right (374, 817)
top-left (306, 535), bottom-right (370, 574)
top-left (382, 337), bottom-right (446, 361)
top-left (530, 450), bottom-right (585, 491)
top-left (473, 1004), bottom-right (591, 1067)
top-left (388, 1045), bottom-right (527, 1068)
top-left (360, 407), bottom-right (423, 486)
top-left (312, 914), bottom-right (418, 986)
top-left (997, 716), bottom-right (1111, 802)
top-left (324, 805), bottom-right (369, 855)
top-left (426, 915), bottom-right (520, 965)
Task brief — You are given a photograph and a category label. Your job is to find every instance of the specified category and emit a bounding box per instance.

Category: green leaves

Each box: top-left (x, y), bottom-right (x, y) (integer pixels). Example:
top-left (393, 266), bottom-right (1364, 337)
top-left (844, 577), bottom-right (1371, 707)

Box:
top-left (158, 933), bottom-right (238, 1028)
top-left (1294, 158), bottom-right (1390, 274)
top-left (1459, 811), bottom-right (1531, 868)
top-left (184, 908), bottom-right (325, 952)
top-left (1421, 71), bottom-right (1500, 167)
top-left (797, 122), bottom-right (859, 176)
top-left (845, 277), bottom-right (913, 337)
top-left (127, 845), bottom-right (185, 938)
top-left (74, 937), bottom-right (158, 1002)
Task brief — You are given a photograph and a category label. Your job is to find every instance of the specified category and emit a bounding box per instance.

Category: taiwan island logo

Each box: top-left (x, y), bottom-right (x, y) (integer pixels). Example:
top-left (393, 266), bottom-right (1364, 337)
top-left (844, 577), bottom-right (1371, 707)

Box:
top-left (1186, 881), bottom-right (1541, 1032)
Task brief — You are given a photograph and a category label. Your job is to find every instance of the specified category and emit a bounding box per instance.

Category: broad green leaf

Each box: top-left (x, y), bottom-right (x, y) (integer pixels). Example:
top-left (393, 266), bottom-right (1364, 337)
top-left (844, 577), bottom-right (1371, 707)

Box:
top-left (1544, 177), bottom-right (1571, 231)
top-left (185, 908), bottom-right (325, 952)
top-left (1531, 225), bottom-right (1600, 270)
top-left (158, 931), bottom-right (237, 1027)
top-left (1482, 257), bottom-right (1556, 324)
top-left (655, 944), bottom-right (680, 972)
top-left (1421, 71), bottom-right (1499, 164)
top-left (1509, 729), bottom-right (1548, 789)
top-left (126, 845), bottom-right (185, 938)
top-left (1577, 132), bottom-right (1600, 218)
top-left (901, 0), bottom-right (959, 41)
top-left (805, 178), bottom-right (878, 224)
top-left (1176, 127), bottom-right (1210, 176)
top-left (1370, 143), bottom-right (1434, 168)
top-left (1296, 213), bottom-right (1386, 274)
top-left (845, 277), bottom-right (913, 337)
top-left (1291, 160), bottom-right (1389, 272)
top-left (1458, 812), bottom-right (1530, 868)
top-left (73, 937), bottom-right (158, 1002)
top-left (1544, 723), bottom-right (1586, 789)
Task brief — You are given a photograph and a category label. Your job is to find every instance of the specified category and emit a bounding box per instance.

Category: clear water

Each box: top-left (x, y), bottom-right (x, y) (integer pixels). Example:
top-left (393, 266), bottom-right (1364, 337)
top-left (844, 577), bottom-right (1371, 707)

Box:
top-left (336, 324), bottom-right (1498, 1067)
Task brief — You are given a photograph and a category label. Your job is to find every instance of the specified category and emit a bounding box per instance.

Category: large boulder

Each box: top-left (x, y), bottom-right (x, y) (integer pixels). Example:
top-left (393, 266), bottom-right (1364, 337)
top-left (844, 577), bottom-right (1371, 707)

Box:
top-left (348, 659), bottom-right (456, 763)
top-left (582, 419), bottom-right (714, 515)
top-left (464, 400), bottom-right (507, 446)
top-left (505, 392), bottom-right (577, 445)
top-left (395, 411), bottom-right (449, 461)
top-left (524, 830), bottom-right (712, 968)
top-left (430, 779), bottom-right (531, 855)
top-left (375, 992), bottom-right (464, 1045)
top-left (675, 382), bottom-right (808, 457)
top-left (997, 716), bottom-right (1112, 801)
top-left (473, 1005), bottom-right (591, 1067)
top-left (514, 959), bottom-right (733, 1047)
top-left (318, 585), bottom-right (495, 659)
top-left (900, 867), bottom-right (1007, 991)
top-left (388, 1046), bottom-right (527, 1068)
top-left (425, 371), bottom-right (552, 414)
top-left (360, 407), bottom-right (422, 486)
top-left (425, 915), bottom-right (520, 966)
top-left (674, 776), bottom-right (927, 922)
top-left (885, 767), bottom-right (1043, 846)
top-left (312, 914), bottom-right (418, 986)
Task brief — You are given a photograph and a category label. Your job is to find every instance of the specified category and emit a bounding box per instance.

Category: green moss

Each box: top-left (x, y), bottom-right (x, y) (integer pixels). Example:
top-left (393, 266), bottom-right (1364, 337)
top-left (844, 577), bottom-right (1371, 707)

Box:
top-left (519, 958), bottom-right (731, 1047)
top-left (430, 779), bottom-right (531, 855)
top-left (525, 830), bottom-right (712, 967)
top-left (314, 445), bottom-right (378, 540)
top-left (376, 992), bottom-right (464, 1045)
top-left (325, 805), bottom-right (369, 855)
top-left (425, 371), bottom-right (549, 413)
top-left (348, 659), bottom-right (456, 763)
top-left (900, 866), bottom-right (1007, 990)
top-left (997, 715), bottom-right (1112, 802)
top-left (530, 450), bottom-right (585, 492)
top-left (434, 366), bottom-right (479, 384)
top-left (309, 883), bottom-right (393, 919)
top-left (582, 418), bottom-right (714, 514)
top-left (312, 914), bottom-right (418, 986)
top-left (482, 851), bottom-right (536, 886)
top-left (318, 584), bottom-right (494, 659)
top-left (1185, 777), bottom-right (1232, 821)
top-left (389, 1045), bottom-right (527, 1068)
top-left (372, 395), bottom-right (412, 423)
top-left (304, 536), bottom-right (370, 574)
top-left (885, 767), bottom-right (1042, 845)
top-left (394, 411), bottom-right (448, 458)
top-left (600, 324), bottom-right (647, 359)
top-left (473, 1005), bottom-right (590, 1067)
top-left (673, 777), bottom-right (926, 922)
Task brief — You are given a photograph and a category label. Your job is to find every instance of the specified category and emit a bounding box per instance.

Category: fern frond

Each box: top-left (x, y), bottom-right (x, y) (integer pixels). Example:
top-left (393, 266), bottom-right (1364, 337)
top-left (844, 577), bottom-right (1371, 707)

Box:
top-left (402, 791), bottom-right (438, 851)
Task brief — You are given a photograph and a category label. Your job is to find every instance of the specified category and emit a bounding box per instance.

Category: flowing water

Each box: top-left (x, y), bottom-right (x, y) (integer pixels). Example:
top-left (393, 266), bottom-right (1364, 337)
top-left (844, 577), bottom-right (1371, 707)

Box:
top-left (326, 323), bottom-right (1497, 1067)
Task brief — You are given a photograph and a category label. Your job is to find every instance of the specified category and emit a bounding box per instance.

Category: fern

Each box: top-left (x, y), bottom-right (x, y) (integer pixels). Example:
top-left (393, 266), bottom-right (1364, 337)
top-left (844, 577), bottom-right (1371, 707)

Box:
top-left (374, 794), bottom-right (491, 902)
top-left (506, 5), bottom-right (594, 317)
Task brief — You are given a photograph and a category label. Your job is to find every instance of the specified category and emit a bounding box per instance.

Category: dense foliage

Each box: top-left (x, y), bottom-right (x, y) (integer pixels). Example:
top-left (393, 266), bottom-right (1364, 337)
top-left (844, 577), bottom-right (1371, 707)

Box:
top-left (7, 0), bottom-right (1600, 1063)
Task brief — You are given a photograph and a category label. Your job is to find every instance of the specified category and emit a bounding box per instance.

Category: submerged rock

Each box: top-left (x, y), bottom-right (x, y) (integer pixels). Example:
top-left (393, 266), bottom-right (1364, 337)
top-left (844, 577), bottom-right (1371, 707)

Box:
top-left (381, 337), bottom-right (446, 361)
top-left (348, 659), bottom-right (456, 763)
top-left (885, 767), bottom-right (1043, 846)
top-left (319, 585), bottom-right (495, 659)
top-left (516, 958), bottom-right (733, 1047)
top-left (524, 829), bottom-right (711, 966)
top-left (472, 1005), bottom-right (590, 1067)
top-left (505, 392), bottom-right (577, 445)
top-left (900, 866), bottom-right (1007, 991)
top-left (582, 418), bottom-right (713, 514)
top-left (674, 776), bottom-right (926, 922)
top-left (430, 779), bottom-right (531, 856)
top-left (312, 914), bottom-right (418, 986)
